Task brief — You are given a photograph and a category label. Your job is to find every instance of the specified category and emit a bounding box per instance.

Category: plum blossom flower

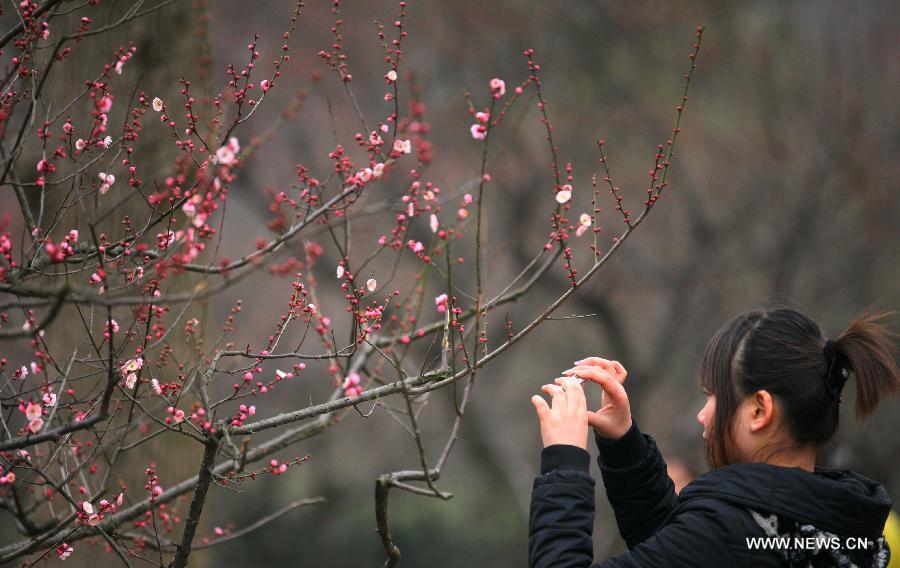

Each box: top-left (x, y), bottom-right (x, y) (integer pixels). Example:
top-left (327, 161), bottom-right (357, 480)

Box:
top-left (27, 417), bottom-right (43, 434)
top-left (430, 214), bottom-right (440, 233)
top-left (98, 172), bottom-right (115, 194)
top-left (152, 97), bottom-right (164, 112)
top-left (357, 168), bottom-right (373, 183)
top-left (372, 163), bottom-right (385, 178)
top-left (470, 123), bottom-right (487, 140)
top-left (435, 293), bottom-right (449, 313)
top-left (475, 111), bottom-right (490, 124)
top-left (215, 137), bottom-right (240, 165)
top-left (342, 372), bottom-right (363, 399)
top-left (75, 138), bottom-right (86, 151)
top-left (490, 77), bottom-right (506, 97)
top-left (151, 379), bottom-right (162, 396)
top-left (120, 357), bottom-right (143, 375)
top-left (385, 70), bottom-right (398, 83)
top-left (307, 303), bottom-right (317, 314)
top-left (25, 402), bottom-right (42, 421)
top-left (81, 501), bottom-right (100, 526)
top-left (576, 213), bottom-right (592, 237)
top-left (555, 184), bottom-right (572, 204)
top-left (42, 391), bottom-right (57, 407)
top-left (393, 139), bottom-right (412, 154)
top-left (260, 79), bottom-right (270, 92)
top-left (97, 95), bottom-right (113, 113)
top-left (102, 135), bottom-right (113, 148)
top-left (125, 373), bottom-right (137, 389)
top-left (366, 278), bottom-right (377, 292)
top-left (57, 543), bottom-right (74, 560)
top-left (336, 265), bottom-right (345, 279)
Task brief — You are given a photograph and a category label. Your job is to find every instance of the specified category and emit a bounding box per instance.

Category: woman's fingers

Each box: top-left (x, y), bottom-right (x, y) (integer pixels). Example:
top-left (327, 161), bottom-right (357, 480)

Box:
top-left (554, 376), bottom-right (586, 413)
top-left (563, 367), bottom-right (628, 407)
top-left (572, 357), bottom-right (627, 383)
top-left (531, 395), bottom-right (550, 422)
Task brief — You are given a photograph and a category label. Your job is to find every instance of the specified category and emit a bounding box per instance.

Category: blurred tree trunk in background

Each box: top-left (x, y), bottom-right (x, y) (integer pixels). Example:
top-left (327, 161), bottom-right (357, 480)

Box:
top-left (32, 2), bottom-right (211, 565)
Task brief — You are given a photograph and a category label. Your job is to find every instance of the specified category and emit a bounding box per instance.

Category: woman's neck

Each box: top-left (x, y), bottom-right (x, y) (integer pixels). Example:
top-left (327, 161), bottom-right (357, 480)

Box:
top-left (760, 445), bottom-right (817, 472)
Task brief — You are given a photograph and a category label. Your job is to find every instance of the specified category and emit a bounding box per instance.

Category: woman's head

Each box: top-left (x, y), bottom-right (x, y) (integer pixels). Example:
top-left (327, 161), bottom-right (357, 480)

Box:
top-left (696, 307), bottom-right (900, 468)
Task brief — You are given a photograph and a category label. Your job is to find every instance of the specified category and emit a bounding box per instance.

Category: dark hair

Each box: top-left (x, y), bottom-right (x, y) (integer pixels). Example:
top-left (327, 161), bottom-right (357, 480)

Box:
top-left (698, 306), bottom-right (900, 468)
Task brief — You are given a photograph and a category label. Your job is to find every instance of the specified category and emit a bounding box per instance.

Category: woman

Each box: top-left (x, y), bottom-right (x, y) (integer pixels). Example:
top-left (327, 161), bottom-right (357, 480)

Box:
top-left (529, 307), bottom-right (898, 567)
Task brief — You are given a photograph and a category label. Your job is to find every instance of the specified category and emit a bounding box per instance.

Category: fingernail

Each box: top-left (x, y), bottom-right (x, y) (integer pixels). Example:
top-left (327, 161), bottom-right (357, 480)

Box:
top-left (573, 359), bottom-right (584, 365)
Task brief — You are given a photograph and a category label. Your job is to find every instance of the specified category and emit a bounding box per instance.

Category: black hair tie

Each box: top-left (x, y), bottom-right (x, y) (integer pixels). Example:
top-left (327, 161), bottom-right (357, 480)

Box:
top-left (823, 339), bottom-right (851, 402)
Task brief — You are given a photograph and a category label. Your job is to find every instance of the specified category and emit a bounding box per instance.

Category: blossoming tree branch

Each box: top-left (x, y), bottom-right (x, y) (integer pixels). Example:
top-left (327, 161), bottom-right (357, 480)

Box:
top-left (0, 1), bottom-right (703, 565)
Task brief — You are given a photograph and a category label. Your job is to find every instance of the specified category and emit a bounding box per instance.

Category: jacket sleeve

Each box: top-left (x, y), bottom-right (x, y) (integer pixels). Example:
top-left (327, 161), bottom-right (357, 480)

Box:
top-left (594, 420), bottom-right (678, 548)
top-left (529, 442), bottom-right (743, 568)
top-left (529, 443), bottom-right (596, 568)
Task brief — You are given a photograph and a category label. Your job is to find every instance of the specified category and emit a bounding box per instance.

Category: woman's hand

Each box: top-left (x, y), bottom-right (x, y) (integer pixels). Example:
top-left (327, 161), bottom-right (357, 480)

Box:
top-left (531, 376), bottom-right (589, 449)
top-left (563, 357), bottom-right (632, 440)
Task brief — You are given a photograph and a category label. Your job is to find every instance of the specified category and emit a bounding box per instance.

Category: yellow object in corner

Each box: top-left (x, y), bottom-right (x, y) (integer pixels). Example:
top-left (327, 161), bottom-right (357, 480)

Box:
top-left (886, 510), bottom-right (900, 568)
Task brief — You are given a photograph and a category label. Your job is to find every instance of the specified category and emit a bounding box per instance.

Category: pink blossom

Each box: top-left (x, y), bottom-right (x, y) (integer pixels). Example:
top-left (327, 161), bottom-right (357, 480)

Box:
top-left (27, 418), bottom-right (43, 434)
top-left (463, 193), bottom-right (473, 205)
top-left (366, 278), bottom-right (377, 292)
top-left (372, 163), bottom-right (385, 178)
top-left (42, 391), bottom-right (57, 407)
top-left (120, 357), bottom-right (143, 374)
top-left (435, 293), bottom-right (449, 313)
top-left (385, 70), bottom-right (398, 83)
top-left (490, 78), bottom-right (506, 97)
top-left (336, 265), bottom-right (345, 279)
top-left (57, 543), bottom-right (74, 560)
top-left (75, 138), bottom-right (86, 151)
top-left (393, 139), bottom-right (412, 154)
top-left (151, 379), bottom-right (162, 396)
top-left (555, 185), bottom-right (572, 204)
top-left (152, 97), bottom-right (164, 112)
top-left (430, 214), bottom-right (440, 233)
top-left (97, 172), bottom-right (116, 195)
top-left (97, 95), bottom-right (113, 113)
top-left (475, 111), bottom-right (490, 124)
top-left (25, 402), bottom-right (42, 421)
top-left (457, 207), bottom-right (469, 220)
top-left (260, 79), bottom-right (271, 92)
top-left (125, 373), bottom-right (137, 389)
top-left (342, 372), bottom-right (363, 399)
top-left (63, 121), bottom-right (74, 135)
top-left (173, 409), bottom-right (185, 422)
top-left (470, 124), bottom-right (487, 140)
top-left (102, 135), bottom-right (112, 148)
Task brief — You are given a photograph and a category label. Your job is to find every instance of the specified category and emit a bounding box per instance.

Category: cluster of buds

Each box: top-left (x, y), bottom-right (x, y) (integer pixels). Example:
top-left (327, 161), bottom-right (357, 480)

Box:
top-left (78, 493), bottom-right (123, 527)
top-left (42, 230), bottom-right (78, 263)
top-left (341, 371), bottom-right (363, 399)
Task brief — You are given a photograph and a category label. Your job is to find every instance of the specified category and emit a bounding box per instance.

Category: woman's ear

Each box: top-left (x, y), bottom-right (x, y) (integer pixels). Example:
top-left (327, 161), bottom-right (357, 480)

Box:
top-left (747, 389), bottom-right (774, 433)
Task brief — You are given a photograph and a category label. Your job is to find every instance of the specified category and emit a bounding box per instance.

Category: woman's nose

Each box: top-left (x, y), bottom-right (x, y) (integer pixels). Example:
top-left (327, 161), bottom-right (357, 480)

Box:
top-left (696, 408), bottom-right (704, 426)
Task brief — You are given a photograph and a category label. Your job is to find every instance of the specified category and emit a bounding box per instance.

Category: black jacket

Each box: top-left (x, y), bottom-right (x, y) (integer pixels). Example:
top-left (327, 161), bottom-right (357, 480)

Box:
top-left (529, 422), bottom-right (893, 567)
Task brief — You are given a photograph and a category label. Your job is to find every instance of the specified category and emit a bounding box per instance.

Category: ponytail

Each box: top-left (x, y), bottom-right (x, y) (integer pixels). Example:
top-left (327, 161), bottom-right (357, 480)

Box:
top-left (834, 308), bottom-right (900, 418)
